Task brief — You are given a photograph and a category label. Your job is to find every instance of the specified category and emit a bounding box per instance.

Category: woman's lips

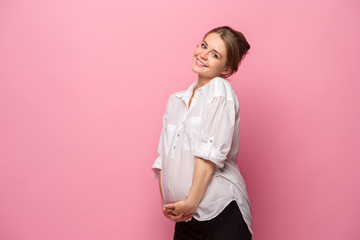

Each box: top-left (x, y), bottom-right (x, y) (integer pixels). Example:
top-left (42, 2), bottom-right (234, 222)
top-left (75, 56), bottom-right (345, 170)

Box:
top-left (196, 58), bottom-right (207, 68)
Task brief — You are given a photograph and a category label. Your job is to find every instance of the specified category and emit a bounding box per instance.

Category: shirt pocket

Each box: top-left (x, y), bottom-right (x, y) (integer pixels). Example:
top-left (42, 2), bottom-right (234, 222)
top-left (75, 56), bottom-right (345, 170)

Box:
top-left (164, 123), bottom-right (177, 155)
top-left (183, 116), bottom-right (202, 151)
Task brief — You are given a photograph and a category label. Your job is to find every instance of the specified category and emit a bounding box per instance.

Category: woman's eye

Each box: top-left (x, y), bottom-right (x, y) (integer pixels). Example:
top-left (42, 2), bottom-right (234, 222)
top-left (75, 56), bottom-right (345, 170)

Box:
top-left (201, 43), bottom-right (206, 49)
top-left (212, 53), bottom-right (219, 59)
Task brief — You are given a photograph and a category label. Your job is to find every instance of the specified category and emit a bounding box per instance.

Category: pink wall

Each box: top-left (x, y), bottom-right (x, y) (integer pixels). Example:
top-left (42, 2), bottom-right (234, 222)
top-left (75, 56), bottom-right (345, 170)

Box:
top-left (0, 0), bottom-right (359, 239)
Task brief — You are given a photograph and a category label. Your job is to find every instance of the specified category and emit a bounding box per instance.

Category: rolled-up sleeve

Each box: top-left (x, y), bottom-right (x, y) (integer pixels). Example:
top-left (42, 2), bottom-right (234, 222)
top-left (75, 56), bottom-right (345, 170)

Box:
top-left (151, 96), bottom-right (171, 178)
top-left (194, 96), bottom-right (236, 168)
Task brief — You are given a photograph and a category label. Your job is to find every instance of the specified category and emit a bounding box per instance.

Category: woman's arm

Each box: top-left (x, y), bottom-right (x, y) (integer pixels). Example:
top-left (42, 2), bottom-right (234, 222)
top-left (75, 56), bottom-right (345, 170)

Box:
top-left (165, 156), bottom-right (216, 217)
top-left (158, 170), bottom-right (165, 207)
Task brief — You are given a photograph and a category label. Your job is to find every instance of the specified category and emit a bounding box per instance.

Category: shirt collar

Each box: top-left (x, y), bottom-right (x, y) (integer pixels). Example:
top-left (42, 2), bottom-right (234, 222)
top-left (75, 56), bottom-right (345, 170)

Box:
top-left (175, 78), bottom-right (214, 106)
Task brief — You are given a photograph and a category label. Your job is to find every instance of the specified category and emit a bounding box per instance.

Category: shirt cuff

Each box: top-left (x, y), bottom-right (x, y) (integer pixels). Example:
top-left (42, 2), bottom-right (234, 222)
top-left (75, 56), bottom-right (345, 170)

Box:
top-left (194, 137), bottom-right (226, 168)
top-left (151, 155), bottom-right (162, 178)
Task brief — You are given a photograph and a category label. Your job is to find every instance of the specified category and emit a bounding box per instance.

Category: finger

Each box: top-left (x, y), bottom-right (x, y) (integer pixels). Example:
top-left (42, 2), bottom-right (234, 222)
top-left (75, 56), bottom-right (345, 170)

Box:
top-left (163, 212), bottom-right (177, 220)
top-left (172, 211), bottom-right (181, 216)
top-left (178, 213), bottom-right (192, 222)
top-left (163, 208), bottom-right (176, 215)
top-left (174, 212), bottom-right (186, 217)
top-left (169, 214), bottom-right (182, 221)
top-left (171, 213), bottom-right (189, 222)
top-left (181, 212), bottom-right (192, 219)
top-left (173, 211), bottom-right (191, 217)
top-left (164, 203), bottom-right (176, 210)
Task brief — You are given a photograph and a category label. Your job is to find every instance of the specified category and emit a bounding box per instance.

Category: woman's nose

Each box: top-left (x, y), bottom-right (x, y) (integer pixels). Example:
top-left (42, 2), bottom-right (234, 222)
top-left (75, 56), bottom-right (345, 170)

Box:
top-left (200, 50), bottom-right (209, 59)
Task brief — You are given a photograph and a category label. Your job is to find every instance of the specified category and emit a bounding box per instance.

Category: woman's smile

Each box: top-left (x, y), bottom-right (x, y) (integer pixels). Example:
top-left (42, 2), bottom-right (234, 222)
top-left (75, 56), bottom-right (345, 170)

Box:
top-left (195, 58), bottom-right (208, 68)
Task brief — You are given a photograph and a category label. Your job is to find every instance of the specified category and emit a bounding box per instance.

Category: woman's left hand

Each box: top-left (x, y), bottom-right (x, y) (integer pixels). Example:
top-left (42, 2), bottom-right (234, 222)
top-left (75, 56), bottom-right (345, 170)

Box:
top-left (164, 199), bottom-right (196, 218)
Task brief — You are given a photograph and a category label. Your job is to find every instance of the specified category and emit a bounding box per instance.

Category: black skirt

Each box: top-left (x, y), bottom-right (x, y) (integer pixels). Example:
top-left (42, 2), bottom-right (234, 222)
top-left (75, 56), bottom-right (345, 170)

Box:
top-left (174, 200), bottom-right (252, 240)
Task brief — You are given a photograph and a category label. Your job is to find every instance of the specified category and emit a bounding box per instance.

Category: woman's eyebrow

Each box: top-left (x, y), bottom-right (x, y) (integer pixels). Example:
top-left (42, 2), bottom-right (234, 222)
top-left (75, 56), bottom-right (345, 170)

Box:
top-left (203, 40), bottom-right (223, 58)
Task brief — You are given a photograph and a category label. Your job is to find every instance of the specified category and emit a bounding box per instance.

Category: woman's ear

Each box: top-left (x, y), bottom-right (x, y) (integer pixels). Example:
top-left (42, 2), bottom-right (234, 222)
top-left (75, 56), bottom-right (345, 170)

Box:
top-left (221, 66), bottom-right (231, 75)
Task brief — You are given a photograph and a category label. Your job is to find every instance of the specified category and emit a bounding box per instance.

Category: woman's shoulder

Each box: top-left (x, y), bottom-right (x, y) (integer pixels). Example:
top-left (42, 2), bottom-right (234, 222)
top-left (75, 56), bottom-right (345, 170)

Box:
top-left (208, 77), bottom-right (237, 101)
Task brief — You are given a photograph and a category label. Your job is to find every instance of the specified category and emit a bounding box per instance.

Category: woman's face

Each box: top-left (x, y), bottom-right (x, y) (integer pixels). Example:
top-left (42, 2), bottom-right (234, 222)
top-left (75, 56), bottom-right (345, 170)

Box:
top-left (192, 32), bottom-right (229, 80)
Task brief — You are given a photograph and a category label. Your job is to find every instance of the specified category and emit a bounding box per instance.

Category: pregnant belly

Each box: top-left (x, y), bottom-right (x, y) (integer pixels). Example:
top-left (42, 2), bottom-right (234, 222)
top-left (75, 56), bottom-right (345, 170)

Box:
top-left (161, 161), bottom-right (193, 204)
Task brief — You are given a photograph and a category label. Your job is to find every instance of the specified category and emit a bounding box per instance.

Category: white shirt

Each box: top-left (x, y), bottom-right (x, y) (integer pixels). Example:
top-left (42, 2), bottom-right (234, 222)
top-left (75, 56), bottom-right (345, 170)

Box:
top-left (152, 77), bottom-right (253, 235)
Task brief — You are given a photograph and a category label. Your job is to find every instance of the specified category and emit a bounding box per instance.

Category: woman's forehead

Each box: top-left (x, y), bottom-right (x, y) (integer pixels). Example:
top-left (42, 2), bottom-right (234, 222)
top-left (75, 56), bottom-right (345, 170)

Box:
top-left (203, 33), bottom-right (227, 56)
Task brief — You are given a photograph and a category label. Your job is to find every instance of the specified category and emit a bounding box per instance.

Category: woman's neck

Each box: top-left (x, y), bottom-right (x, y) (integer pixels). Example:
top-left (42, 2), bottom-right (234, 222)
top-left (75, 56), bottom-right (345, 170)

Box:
top-left (196, 76), bottom-right (213, 88)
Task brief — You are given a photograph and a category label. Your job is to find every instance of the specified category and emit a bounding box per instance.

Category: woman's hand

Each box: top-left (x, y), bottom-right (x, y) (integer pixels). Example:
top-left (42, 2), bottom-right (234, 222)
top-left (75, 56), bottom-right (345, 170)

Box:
top-left (162, 202), bottom-right (192, 222)
top-left (164, 199), bottom-right (196, 222)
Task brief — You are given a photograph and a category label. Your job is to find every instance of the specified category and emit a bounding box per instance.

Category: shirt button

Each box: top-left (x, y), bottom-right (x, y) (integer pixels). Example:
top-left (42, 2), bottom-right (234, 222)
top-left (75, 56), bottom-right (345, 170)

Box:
top-left (210, 140), bottom-right (214, 143)
top-left (174, 146), bottom-right (176, 149)
top-left (177, 134), bottom-right (179, 137)
top-left (181, 122), bottom-right (184, 125)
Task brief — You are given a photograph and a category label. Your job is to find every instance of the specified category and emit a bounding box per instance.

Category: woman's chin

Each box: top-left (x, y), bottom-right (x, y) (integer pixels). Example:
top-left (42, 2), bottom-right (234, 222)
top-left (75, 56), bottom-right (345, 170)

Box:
top-left (191, 65), bottom-right (199, 73)
top-left (192, 70), bottom-right (200, 75)
top-left (192, 66), bottom-right (206, 75)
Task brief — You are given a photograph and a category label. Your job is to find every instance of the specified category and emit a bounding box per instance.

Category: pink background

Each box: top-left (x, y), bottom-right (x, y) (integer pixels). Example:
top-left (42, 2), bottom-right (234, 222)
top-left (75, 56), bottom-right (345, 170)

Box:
top-left (0, 0), bottom-right (359, 239)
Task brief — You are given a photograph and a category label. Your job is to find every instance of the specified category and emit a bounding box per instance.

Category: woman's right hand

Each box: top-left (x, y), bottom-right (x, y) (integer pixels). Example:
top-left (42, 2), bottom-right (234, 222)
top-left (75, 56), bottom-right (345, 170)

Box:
top-left (162, 204), bottom-right (192, 222)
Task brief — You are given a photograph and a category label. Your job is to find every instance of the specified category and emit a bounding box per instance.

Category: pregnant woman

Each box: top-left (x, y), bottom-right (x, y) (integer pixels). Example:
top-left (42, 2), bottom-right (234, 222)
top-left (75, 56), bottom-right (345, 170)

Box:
top-left (152, 26), bottom-right (253, 240)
